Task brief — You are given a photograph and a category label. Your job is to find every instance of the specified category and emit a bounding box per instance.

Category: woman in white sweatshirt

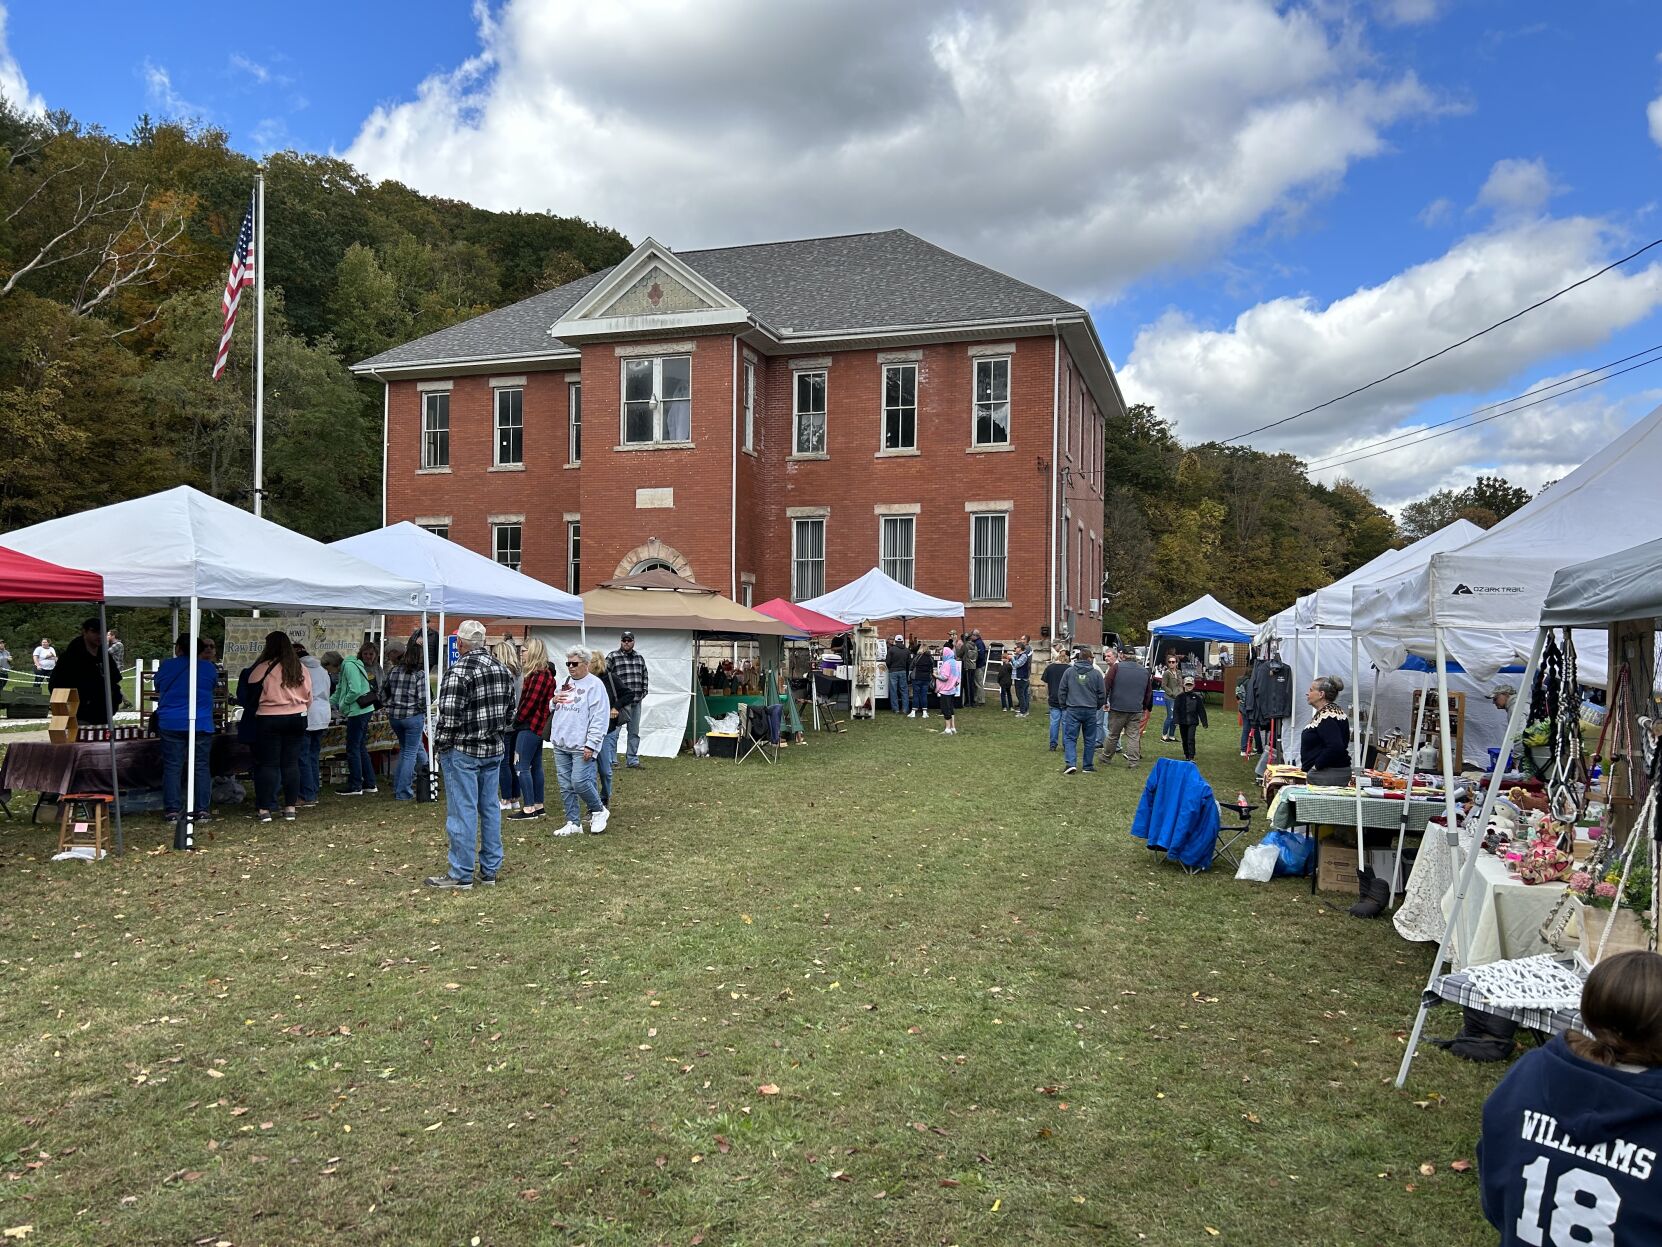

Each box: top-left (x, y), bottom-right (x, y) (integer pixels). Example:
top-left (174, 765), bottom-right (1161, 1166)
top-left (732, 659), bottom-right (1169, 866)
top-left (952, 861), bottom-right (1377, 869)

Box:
top-left (547, 646), bottom-right (610, 837)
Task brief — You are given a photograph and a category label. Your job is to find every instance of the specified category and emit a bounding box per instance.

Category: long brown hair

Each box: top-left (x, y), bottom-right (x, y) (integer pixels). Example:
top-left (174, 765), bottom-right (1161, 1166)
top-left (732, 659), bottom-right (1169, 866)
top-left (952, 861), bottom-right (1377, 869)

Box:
top-left (254, 631), bottom-right (305, 688)
top-left (1568, 949), bottom-right (1662, 1067)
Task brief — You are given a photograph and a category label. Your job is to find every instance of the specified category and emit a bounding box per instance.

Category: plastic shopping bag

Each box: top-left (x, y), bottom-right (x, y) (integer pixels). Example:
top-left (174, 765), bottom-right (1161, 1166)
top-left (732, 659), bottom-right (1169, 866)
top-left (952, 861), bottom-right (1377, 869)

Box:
top-left (1235, 843), bottom-right (1279, 883)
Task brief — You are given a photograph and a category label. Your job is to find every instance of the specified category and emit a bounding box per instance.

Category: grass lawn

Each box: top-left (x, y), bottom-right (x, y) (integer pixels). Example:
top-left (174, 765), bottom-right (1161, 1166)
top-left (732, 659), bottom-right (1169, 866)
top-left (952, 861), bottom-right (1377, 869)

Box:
top-left (0, 703), bottom-right (1509, 1245)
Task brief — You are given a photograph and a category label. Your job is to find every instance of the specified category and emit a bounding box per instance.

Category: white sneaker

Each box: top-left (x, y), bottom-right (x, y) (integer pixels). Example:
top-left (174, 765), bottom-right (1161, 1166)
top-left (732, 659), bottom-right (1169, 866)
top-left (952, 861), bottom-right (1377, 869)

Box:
top-left (588, 808), bottom-right (610, 834)
top-left (552, 822), bottom-right (582, 837)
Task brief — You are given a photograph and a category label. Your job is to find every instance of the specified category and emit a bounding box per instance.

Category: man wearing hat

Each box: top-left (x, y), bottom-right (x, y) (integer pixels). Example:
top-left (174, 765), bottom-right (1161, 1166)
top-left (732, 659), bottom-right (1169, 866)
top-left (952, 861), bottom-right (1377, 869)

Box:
top-left (426, 620), bottom-right (515, 890)
top-left (885, 633), bottom-right (911, 716)
top-left (606, 631), bottom-right (649, 768)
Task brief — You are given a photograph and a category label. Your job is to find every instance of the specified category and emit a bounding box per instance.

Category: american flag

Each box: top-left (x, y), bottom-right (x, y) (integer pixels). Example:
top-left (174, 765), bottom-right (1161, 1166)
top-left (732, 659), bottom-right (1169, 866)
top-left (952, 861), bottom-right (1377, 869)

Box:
top-left (212, 195), bottom-right (256, 380)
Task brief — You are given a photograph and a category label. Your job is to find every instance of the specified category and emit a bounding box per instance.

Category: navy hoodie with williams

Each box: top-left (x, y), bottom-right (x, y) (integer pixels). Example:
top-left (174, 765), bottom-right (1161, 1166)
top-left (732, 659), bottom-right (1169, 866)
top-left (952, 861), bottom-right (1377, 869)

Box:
top-left (1478, 1034), bottom-right (1662, 1245)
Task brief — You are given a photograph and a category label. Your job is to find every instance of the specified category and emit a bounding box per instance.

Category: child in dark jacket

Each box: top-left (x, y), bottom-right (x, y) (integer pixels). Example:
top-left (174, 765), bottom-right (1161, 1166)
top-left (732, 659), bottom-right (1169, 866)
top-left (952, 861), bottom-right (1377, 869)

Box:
top-left (1171, 676), bottom-right (1209, 761)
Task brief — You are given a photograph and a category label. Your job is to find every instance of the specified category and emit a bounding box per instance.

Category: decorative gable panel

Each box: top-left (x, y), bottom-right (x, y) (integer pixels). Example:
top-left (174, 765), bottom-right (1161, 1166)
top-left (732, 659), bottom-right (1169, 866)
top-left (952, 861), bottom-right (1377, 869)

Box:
top-left (594, 265), bottom-right (713, 319)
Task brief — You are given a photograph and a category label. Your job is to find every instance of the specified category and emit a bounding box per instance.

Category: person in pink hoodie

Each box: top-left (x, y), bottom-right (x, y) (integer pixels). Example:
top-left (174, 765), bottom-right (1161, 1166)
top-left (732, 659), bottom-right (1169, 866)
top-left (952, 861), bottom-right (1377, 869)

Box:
top-left (935, 645), bottom-right (961, 736)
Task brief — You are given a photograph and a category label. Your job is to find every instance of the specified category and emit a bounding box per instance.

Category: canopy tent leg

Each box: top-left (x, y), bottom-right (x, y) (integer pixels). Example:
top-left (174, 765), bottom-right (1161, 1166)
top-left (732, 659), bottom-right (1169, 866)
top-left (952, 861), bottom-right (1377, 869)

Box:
top-left (98, 602), bottom-right (123, 855)
top-left (1396, 628), bottom-right (1545, 1088)
top-left (180, 597), bottom-right (201, 851)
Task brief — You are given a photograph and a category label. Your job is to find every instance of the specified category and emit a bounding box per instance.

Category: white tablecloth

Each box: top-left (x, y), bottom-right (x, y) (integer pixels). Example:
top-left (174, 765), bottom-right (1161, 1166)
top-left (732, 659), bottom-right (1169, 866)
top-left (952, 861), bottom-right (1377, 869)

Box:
top-left (1442, 852), bottom-right (1566, 970)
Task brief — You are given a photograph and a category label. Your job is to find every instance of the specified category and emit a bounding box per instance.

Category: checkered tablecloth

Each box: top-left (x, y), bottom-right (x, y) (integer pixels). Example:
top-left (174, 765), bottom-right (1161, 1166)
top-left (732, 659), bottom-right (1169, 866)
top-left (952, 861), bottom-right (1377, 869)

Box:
top-left (1425, 964), bottom-right (1586, 1036)
top-left (1269, 787), bottom-right (1444, 832)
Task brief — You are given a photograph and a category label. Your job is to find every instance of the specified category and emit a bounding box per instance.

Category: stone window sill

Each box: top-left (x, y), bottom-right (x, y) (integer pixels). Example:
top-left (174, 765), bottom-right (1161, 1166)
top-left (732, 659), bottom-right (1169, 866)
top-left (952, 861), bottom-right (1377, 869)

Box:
top-left (788, 452), bottom-right (830, 462)
top-left (875, 447), bottom-right (921, 458)
top-left (613, 441), bottom-right (696, 453)
top-left (966, 442), bottom-right (1013, 454)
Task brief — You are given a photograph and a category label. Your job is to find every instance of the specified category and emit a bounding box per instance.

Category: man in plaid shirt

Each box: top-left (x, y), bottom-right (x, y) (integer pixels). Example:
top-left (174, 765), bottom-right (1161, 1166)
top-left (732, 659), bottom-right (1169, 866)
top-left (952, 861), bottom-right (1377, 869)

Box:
top-left (605, 630), bottom-right (649, 768)
top-left (425, 620), bottom-right (515, 890)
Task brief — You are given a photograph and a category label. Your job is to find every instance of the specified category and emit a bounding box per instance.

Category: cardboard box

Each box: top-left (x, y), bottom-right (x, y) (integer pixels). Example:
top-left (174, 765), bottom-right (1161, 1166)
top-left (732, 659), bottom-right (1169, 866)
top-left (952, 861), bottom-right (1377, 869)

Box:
top-left (1318, 843), bottom-right (1359, 892)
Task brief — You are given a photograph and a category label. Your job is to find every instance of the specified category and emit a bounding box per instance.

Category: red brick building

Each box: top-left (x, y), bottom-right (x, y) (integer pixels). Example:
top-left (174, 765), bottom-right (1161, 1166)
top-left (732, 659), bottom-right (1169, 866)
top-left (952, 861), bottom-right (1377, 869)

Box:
top-left (352, 230), bottom-right (1121, 646)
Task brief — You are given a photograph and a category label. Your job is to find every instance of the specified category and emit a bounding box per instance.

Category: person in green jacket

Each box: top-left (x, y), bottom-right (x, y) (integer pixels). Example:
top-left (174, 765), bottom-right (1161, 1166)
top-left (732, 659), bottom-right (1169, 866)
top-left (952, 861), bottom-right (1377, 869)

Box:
top-left (325, 644), bottom-right (378, 795)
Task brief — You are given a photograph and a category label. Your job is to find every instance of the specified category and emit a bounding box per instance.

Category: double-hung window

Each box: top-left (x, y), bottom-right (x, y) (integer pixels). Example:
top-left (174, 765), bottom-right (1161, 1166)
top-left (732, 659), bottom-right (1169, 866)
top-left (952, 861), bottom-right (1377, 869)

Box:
top-left (792, 517), bottom-right (825, 601)
top-left (882, 363), bottom-right (917, 451)
top-left (880, 515), bottom-right (915, 588)
top-left (622, 355), bottom-right (691, 445)
top-left (973, 357), bottom-right (1011, 446)
top-left (970, 512), bottom-right (1008, 602)
top-left (742, 360), bottom-right (756, 453)
top-left (494, 386), bottom-right (523, 466)
top-left (421, 392), bottom-right (450, 468)
top-left (566, 520), bottom-right (581, 594)
top-left (493, 523), bottom-right (522, 571)
top-left (568, 380), bottom-right (582, 464)
top-left (793, 370), bottom-right (827, 456)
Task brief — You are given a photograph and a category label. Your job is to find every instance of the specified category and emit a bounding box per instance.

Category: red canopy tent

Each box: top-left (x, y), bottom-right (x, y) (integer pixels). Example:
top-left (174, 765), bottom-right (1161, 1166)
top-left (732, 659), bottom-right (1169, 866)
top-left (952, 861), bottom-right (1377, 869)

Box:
top-left (0, 544), bottom-right (123, 851)
top-left (752, 598), bottom-right (847, 637)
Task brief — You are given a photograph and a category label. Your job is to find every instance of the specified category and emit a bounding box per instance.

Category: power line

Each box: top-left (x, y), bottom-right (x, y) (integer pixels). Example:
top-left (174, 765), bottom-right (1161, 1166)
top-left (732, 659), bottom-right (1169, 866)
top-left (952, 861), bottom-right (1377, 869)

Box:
top-left (1218, 236), bottom-right (1662, 445)
top-left (1308, 353), bottom-right (1662, 474)
top-left (1303, 341), bottom-right (1662, 470)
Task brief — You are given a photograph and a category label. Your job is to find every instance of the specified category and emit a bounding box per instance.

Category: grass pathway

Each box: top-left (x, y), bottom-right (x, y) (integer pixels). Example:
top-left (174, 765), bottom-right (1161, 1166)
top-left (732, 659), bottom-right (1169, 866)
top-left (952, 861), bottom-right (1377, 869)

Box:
top-left (0, 705), bottom-right (1504, 1245)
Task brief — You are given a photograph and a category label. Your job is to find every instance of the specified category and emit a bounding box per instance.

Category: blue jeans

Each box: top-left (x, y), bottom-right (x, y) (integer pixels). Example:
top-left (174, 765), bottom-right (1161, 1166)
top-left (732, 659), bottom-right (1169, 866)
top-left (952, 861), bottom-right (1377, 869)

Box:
top-left (553, 746), bottom-right (604, 824)
top-left (1063, 707), bottom-right (1097, 769)
top-left (498, 747), bottom-right (519, 801)
top-left (1049, 706), bottom-right (1063, 747)
top-left (618, 700), bottom-right (643, 764)
top-left (344, 713), bottom-right (374, 790)
top-left (911, 677), bottom-right (929, 711)
top-left (597, 728), bottom-right (618, 805)
top-left (439, 748), bottom-right (503, 881)
top-left (300, 729), bottom-right (324, 802)
top-left (514, 729), bottom-right (546, 809)
top-left (889, 670), bottom-right (910, 714)
top-left (160, 729), bottom-right (213, 815)
top-left (390, 714), bottom-right (426, 800)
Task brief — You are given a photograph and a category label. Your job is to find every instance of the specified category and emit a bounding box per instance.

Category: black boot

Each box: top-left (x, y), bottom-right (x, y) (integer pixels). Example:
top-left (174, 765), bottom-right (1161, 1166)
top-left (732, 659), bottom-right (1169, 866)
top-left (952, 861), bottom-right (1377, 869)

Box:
top-left (1348, 866), bottom-right (1390, 918)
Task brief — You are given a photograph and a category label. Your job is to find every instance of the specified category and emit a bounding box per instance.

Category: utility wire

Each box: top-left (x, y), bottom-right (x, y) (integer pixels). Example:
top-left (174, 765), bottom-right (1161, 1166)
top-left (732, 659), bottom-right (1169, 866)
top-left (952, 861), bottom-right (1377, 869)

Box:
top-left (1309, 353), bottom-right (1662, 474)
top-left (1219, 236), bottom-right (1662, 445)
top-left (1303, 341), bottom-right (1662, 470)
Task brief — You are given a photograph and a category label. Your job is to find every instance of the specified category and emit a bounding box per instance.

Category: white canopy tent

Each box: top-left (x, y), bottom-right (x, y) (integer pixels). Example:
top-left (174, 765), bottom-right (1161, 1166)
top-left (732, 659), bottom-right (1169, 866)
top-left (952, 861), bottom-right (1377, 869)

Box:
top-left (5, 487), bottom-right (430, 848)
top-left (1148, 593), bottom-right (1256, 640)
top-left (800, 568), bottom-right (964, 625)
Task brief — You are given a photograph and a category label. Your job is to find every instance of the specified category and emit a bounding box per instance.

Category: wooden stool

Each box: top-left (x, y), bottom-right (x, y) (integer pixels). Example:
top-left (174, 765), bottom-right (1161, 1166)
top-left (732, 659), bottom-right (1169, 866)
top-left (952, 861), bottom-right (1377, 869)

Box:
top-left (57, 793), bottom-right (112, 856)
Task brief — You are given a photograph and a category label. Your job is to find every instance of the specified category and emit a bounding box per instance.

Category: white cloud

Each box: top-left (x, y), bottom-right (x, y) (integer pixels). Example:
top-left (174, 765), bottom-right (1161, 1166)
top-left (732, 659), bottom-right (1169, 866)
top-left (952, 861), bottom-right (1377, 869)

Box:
top-left (343, 0), bottom-right (1438, 304)
top-left (1119, 212), bottom-right (1662, 455)
top-left (1476, 156), bottom-right (1558, 216)
top-left (142, 60), bottom-right (208, 121)
top-left (0, 3), bottom-right (44, 115)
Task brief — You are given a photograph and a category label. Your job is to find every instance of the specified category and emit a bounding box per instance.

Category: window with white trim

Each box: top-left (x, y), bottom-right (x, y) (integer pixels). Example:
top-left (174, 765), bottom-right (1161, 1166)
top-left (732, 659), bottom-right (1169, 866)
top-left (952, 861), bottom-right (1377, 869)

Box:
top-left (882, 363), bottom-right (917, 451)
top-left (493, 523), bottom-right (522, 571)
top-left (742, 360), bottom-right (756, 453)
top-left (622, 355), bottom-right (691, 445)
top-left (974, 357), bottom-right (1010, 446)
top-left (566, 520), bottom-right (581, 594)
top-left (792, 517), bottom-right (825, 601)
top-left (879, 515), bottom-right (915, 588)
top-left (494, 386), bottom-right (523, 466)
top-left (793, 370), bottom-right (827, 455)
top-left (421, 391), bottom-right (450, 468)
top-left (568, 380), bottom-right (582, 464)
top-left (970, 512), bottom-right (1008, 601)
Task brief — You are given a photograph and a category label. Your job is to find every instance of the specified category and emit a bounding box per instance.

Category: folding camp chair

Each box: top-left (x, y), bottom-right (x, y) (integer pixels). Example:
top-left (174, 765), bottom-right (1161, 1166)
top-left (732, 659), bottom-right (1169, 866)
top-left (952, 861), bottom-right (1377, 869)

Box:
top-left (1210, 799), bottom-right (1257, 874)
top-left (735, 702), bottom-right (779, 765)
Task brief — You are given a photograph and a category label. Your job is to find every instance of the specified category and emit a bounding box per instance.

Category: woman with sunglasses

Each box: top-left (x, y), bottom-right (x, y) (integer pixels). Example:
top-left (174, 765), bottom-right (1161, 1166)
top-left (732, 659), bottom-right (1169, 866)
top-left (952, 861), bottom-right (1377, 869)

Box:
top-left (547, 647), bottom-right (610, 837)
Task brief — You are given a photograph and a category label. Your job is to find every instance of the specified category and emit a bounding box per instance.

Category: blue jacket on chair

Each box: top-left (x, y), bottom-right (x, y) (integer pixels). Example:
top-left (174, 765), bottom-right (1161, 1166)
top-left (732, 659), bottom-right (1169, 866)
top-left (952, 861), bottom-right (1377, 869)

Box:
top-left (1130, 756), bottom-right (1221, 871)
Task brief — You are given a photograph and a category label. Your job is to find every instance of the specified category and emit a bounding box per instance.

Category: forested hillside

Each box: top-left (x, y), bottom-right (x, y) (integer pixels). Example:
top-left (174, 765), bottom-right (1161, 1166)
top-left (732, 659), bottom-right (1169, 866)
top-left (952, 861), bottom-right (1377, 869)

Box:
top-left (0, 100), bottom-right (632, 542)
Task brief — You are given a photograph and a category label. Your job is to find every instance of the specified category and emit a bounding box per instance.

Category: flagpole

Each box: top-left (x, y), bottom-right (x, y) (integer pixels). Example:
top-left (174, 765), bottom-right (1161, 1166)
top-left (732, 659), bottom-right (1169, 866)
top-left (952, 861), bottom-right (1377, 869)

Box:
top-left (253, 171), bottom-right (266, 519)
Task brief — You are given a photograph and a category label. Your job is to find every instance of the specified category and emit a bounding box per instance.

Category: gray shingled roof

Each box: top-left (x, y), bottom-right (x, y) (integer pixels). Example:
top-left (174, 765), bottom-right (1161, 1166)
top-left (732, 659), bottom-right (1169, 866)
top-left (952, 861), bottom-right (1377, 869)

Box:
top-left (353, 229), bottom-right (1084, 371)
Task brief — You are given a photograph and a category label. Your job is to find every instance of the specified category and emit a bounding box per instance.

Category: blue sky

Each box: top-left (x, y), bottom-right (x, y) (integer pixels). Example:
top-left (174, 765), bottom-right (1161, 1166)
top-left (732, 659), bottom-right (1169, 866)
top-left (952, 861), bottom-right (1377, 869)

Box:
top-left (5, 1), bottom-right (1662, 508)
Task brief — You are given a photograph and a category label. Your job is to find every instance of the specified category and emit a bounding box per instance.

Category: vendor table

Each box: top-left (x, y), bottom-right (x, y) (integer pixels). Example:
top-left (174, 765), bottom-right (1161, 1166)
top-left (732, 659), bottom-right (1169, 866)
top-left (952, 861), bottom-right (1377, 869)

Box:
top-left (0, 735), bottom-right (246, 807)
top-left (1442, 851), bottom-right (1565, 971)
top-left (1270, 786), bottom-right (1442, 893)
